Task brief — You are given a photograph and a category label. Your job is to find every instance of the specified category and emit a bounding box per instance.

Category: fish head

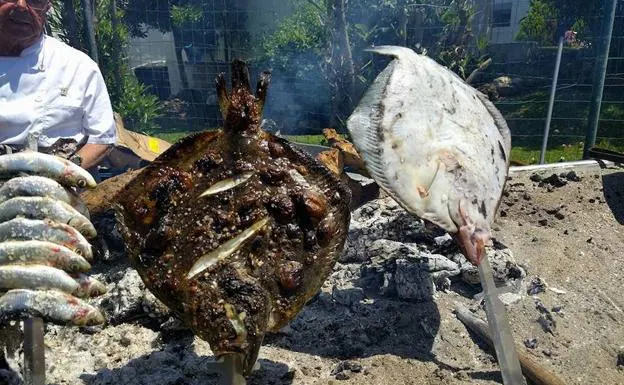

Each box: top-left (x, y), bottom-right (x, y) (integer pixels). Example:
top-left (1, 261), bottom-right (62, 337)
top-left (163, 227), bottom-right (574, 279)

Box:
top-left (451, 198), bottom-right (492, 265)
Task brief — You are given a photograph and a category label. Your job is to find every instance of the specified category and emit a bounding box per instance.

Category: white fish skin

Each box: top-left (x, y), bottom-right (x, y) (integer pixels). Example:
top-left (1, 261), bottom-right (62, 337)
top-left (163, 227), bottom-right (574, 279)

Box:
top-left (0, 240), bottom-right (91, 273)
top-left (0, 176), bottom-right (90, 218)
top-left (0, 289), bottom-right (104, 326)
top-left (347, 45), bottom-right (511, 236)
top-left (0, 218), bottom-right (93, 260)
top-left (0, 151), bottom-right (96, 189)
top-left (0, 196), bottom-right (97, 238)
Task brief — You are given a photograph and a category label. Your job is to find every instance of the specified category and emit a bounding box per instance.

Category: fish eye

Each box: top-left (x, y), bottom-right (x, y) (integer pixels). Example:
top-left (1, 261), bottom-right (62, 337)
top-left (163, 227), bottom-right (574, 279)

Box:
top-left (77, 179), bottom-right (87, 188)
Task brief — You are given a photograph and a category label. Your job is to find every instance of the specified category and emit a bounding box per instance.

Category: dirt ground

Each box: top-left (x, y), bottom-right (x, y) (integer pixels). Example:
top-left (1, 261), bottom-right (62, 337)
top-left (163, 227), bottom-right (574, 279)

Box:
top-left (1, 162), bottom-right (624, 385)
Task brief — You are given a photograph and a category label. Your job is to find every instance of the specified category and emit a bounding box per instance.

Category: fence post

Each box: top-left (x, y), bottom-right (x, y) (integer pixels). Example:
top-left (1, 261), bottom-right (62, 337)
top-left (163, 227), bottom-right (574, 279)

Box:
top-left (540, 36), bottom-right (564, 164)
top-left (583, 0), bottom-right (618, 159)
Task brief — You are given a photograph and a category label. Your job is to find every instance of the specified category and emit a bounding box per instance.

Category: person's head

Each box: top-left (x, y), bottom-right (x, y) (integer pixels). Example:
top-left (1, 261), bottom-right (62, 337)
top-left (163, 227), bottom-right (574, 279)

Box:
top-left (0, 0), bottom-right (50, 56)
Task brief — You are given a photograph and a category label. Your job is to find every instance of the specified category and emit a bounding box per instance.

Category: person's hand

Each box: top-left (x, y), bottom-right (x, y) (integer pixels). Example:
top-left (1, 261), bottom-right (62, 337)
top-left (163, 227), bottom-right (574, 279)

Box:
top-left (0, 151), bottom-right (106, 326)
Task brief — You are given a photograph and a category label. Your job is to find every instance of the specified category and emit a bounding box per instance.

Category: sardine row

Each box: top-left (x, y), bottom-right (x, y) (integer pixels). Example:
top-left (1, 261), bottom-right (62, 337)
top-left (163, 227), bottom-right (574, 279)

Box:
top-left (0, 196), bottom-right (96, 238)
top-left (0, 240), bottom-right (91, 273)
top-left (0, 176), bottom-right (90, 218)
top-left (0, 152), bottom-right (96, 189)
top-left (0, 218), bottom-right (93, 260)
top-left (0, 289), bottom-right (105, 326)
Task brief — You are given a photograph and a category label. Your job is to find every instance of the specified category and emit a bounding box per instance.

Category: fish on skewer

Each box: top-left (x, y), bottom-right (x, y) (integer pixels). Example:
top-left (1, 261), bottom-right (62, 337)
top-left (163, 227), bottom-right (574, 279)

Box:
top-left (0, 289), bottom-right (104, 326)
top-left (347, 45), bottom-right (511, 265)
top-left (0, 176), bottom-right (90, 218)
top-left (0, 152), bottom-right (96, 189)
top-left (0, 196), bottom-right (96, 238)
top-left (114, 59), bottom-right (351, 379)
top-left (346, 46), bottom-right (525, 385)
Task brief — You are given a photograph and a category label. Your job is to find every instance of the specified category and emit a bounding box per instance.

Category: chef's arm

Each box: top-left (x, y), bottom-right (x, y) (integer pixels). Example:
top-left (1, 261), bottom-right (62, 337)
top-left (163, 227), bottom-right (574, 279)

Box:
top-left (75, 143), bottom-right (112, 170)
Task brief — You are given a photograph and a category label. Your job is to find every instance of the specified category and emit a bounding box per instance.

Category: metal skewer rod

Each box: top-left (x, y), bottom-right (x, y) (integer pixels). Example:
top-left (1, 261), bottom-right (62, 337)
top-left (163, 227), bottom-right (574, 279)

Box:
top-left (478, 256), bottom-right (527, 385)
top-left (22, 133), bottom-right (45, 385)
top-left (220, 354), bottom-right (246, 385)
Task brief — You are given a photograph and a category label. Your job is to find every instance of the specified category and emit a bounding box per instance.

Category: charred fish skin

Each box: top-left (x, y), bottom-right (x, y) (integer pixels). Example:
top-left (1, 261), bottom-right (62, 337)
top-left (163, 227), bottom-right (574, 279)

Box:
top-left (347, 45), bottom-right (510, 235)
top-left (115, 59), bottom-right (351, 376)
top-left (0, 240), bottom-right (91, 273)
top-left (0, 176), bottom-right (90, 218)
top-left (0, 289), bottom-right (104, 326)
top-left (0, 218), bottom-right (93, 260)
top-left (0, 151), bottom-right (97, 189)
top-left (0, 196), bottom-right (97, 238)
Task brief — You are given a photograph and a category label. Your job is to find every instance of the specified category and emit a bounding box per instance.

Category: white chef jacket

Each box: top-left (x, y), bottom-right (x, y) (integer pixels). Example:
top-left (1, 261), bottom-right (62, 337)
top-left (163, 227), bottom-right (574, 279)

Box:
top-left (0, 34), bottom-right (116, 148)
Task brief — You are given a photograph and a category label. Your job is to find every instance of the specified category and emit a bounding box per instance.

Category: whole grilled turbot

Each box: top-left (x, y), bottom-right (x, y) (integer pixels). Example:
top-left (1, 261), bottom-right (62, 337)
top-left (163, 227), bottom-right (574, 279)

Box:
top-left (114, 60), bottom-right (351, 375)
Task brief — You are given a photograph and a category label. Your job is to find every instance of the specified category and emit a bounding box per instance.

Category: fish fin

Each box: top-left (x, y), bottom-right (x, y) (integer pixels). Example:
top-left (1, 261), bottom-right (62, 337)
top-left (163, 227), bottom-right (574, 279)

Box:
top-left (364, 45), bottom-right (416, 59)
top-left (476, 92), bottom-right (511, 166)
top-left (347, 60), bottom-right (404, 207)
top-left (216, 73), bottom-right (230, 120)
top-left (256, 71), bottom-right (272, 113)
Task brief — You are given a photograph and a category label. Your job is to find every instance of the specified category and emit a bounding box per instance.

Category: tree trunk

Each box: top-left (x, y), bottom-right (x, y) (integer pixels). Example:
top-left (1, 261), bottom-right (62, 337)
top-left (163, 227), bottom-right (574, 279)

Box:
top-left (81, 0), bottom-right (99, 64)
top-left (328, 0), bottom-right (355, 130)
top-left (61, 0), bottom-right (81, 50)
top-left (171, 25), bottom-right (190, 91)
top-left (109, 0), bottom-right (123, 94)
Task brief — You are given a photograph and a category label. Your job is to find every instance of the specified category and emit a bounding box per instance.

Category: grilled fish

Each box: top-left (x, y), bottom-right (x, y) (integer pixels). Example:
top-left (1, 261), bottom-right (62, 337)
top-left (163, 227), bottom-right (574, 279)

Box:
top-left (115, 59), bottom-right (351, 376)
top-left (347, 46), bottom-right (511, 264)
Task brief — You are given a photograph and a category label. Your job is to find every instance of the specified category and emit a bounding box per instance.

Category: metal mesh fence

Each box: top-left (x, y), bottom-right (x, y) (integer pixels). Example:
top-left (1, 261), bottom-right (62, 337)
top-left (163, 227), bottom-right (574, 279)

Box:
top-left (50, 0), bottom-right (624, 164)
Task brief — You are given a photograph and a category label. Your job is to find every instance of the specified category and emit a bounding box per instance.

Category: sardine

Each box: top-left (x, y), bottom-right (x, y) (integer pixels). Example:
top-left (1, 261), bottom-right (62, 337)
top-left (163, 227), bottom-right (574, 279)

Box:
top-left (0, 151), bottom-right (96, 189)
top-left (0, 196), bottom-right (96, 238)
top-left (0, 265), bottom-right (79, 294)
top-left (0, 289), bottom-right (104, 326)
top-left (0, 240), bottom-right (91, 273)
top-left (198, 172), bottom-right (255, 198)
top-left (0, 176), bottom-right (90, 218)
top-left (74, 274), bottom-right (108, 298)
top-left (0, 218), bottom-right (93, 260)
top-left (187, 216), bottom-right (270, 279)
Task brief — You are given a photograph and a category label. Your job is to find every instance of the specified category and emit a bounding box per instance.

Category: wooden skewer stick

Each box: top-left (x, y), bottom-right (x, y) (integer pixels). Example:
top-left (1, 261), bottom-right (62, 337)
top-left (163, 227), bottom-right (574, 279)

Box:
top-left (455, 304), bottom-right (566, 385)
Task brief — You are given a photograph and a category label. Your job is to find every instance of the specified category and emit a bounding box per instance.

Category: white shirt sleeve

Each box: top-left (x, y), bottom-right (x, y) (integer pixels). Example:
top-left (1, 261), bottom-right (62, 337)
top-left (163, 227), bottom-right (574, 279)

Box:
top-left (81, 63), bottom-right (117, 145)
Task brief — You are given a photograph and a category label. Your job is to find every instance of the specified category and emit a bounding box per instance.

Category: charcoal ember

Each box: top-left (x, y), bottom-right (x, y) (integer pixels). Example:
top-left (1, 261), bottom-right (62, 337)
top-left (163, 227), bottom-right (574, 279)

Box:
top-left (395, 259), bottom-right (436, 301)
top-left (332, 360), bottom-right (363, 379)
top-left (540, 174), bottom-right (567, 188)
top-left (114, 59), bottom-right (351, 377)
top-left (561, 170), bottom-right (581, 182)
top-left (527, 277), bottom-right (547, 295)
top-left (459, 247), bottom-right (526, 285)
top-left (94, 268), bottom-right (171, 325)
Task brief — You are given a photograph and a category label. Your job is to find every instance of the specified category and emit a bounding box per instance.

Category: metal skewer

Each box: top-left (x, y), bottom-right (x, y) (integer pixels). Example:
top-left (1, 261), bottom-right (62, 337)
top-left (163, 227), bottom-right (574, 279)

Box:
top-left (477, 256), bottom-right (527, 385)
top-left (220, 354), bottom-right (246, 385)
top-left (22, 132), bottom-right (46, 385)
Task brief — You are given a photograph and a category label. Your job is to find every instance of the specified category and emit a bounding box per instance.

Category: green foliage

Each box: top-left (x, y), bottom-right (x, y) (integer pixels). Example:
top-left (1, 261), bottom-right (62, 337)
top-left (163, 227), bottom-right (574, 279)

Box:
top-left (115, 76), bottom-right (164, 135)
top-left (259, 0), bottom-right (328, 68)
top-left (171, 5), bottom-right (204, 26)
top-left (48, 0), bottom-right (163, 134)
top-left (516, 0), bottom-right (559, 45)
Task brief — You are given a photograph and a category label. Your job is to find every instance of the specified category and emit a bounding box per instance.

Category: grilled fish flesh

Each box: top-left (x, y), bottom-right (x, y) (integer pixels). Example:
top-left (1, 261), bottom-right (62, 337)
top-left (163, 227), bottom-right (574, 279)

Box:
top-left (115, 59), bottom-right (351, 376)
